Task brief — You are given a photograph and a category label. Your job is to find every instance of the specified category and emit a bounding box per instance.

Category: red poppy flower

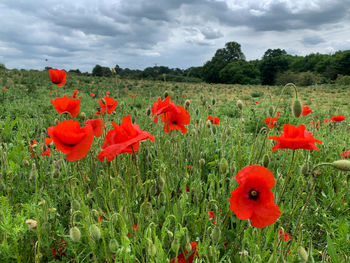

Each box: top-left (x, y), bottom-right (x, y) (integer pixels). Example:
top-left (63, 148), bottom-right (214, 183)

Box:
top-left (208, 211), bottom-right (214, 219)
top-left (85, 118), bottom-right (105, 138)
top-left (106, 91), bottom-right (110, 95)
top-left (152, 96), bottom-right (177, 123)
top-left (48, 69), bottom-right (66, 86)
top-left (45, 137), bottom-right (53, 145)
top-left (264, 117), bottom-right (278, 129)
top-left (41, 145), bottom-right (51, 156)
top-left (324, 119), bottom-right (331, 123)
top-left (340, 150), bottom-right (350, 159)
top-left (51, 96), bottom-right (81, 118)
top-left (171, 242), bottom-right (199, 263)
top-left (301, 104), bottom-right (312, 116)
top-left (229, 165), bottom-right (281, 228)
top-left (276, 111), bottom-right (281, 117)
top-left (97, 115), bottom-right (155, 161)
top-left (268, 124), bottom-right (322, 152)
top-left (160, 105), bottom-right (190, 134)
top-left (331, 115), bottom-right (346, 122)
top-left (2, 88), bottom-right (7, 91)
top-left (310, 120), bottom-right (320, 129)
top-left (48, 120), bottom-right (94, 161)
top-left (208, 116), bottom-right (220, 125)
top-left (90, 93), bottom-right (95, 97)
top-left (97, 96), bottom-right (118, 115)
top-left (72, 90), bottom-right (78, 98)
top-left (279, 229), bottom-right (291, 242)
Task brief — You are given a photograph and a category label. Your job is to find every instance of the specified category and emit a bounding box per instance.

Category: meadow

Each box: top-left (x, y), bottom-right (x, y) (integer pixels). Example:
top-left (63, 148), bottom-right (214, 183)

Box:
top-left (0, 68), bottom-right (349, 262)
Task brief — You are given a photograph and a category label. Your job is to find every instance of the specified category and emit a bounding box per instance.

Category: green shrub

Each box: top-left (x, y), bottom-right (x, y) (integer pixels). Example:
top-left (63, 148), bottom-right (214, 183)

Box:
top-left (335, 75), bottom-right (350, 85)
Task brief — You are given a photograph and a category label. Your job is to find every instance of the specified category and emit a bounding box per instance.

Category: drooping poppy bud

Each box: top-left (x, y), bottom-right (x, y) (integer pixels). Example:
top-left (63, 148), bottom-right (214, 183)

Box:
top-left (332, 160), bottom-right (350, 171)
top-left (298, 246), bottom-right (308, 262)
top-left (292, 99), bottom-right (302, 118)
top-left (89, 225), bottom-right (101, 241)
top-left (219, 158), bottom-right (228, 174)
top-left (69, 227), bottom-right (81, 242)
top-left (109, 239), bottom-right (119, 252)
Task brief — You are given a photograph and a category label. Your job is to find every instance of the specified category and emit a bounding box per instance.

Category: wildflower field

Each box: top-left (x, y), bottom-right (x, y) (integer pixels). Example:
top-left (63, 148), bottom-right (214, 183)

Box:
top-left (0, 68), bottom-right (349, 262)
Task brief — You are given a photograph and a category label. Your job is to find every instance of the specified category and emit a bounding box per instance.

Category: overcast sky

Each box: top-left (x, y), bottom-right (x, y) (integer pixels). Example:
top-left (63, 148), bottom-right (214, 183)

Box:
top-left (1, 0), bottom-right (350, 72)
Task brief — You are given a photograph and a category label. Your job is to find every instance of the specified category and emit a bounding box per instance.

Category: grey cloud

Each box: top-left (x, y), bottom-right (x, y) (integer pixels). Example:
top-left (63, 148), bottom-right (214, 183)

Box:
top-left (301, 35), bottom-right (325, 46)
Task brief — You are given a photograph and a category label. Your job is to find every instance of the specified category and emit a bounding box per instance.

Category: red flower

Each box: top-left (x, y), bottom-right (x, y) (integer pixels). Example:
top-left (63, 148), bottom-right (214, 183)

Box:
top-left (51, 96), bottom-right (81, 118)
top-left (255, 101), bottom-right (258, 104)
top-left (152, 96), bottom-right (177, 123)
top-left (268, 124), bottom-right (322, 152)
top-left (160, 105), bottom-right (190, 134)
top-left (301, 105), bottom-right (312, 116)
top-left (90, 93), bottom-right (95, 97)
top-left (310, 120), bottom-right (320, 129)
top-left (208, 116), bottom-right (220, 125)
top-left (45, 137), bottom-right (53, 145)
top-left (29, 139), bottom-right (37, 158)
top-left (229, 165), bottom-right (281, 228)
top-left (340, 150), bottom-right (350, 159)
top-left (97, 115), bottom-right (154, 161)
top-left (72, 90), bottom-right (78, 98)
top-left (48, 120), bottom-right (94, 161)
top-left (97, 96), bottom-right (118, 115)
top-left (331, 115), bottom-right (346, 122)
top-left (279, 229), bottom-right (291, 242)
top-left (2, 88), bottom-right (7, 91)
top-left (85, 118), bottom-right (105, 138)
top-left (48, 69), bottom-right (66, 86)
top-left (276, 111), bottom-right (281, 117)
top-left (208, 211), bottom-right (214, 219)
top-left (324, 119), bottom-right (331, 123)
top-left (41, 145), bottom-right (51, 156)
top-left (171, 242), bottom-right (199, 263)
top-left (264, 117), bottom-right (278, 129)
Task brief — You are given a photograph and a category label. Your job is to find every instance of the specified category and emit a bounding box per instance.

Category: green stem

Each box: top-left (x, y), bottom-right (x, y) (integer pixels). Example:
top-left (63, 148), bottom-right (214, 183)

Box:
top-left (277, 150), bottom-right (296, 205)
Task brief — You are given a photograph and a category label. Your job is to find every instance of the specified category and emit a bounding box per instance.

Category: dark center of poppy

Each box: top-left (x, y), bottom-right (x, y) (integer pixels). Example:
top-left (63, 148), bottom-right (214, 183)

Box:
top-left (249, 188), bottom-right (259, 200)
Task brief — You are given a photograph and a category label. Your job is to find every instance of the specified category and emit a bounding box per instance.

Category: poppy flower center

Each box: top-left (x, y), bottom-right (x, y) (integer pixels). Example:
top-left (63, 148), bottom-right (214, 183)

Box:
top-left (249, 189), bottom-right (259, 200)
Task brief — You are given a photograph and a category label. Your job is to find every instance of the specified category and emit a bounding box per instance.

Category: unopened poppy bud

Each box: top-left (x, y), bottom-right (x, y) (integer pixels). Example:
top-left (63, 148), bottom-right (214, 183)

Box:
top-left (262, 154), bottom-right (270, 168)
top-left (185, 99), bottom-right (191, 108)
top-left (163, 91), bottom-right (169, 99)
top-left (268, 106), bottom-right (274, 117)
top-left (171, 239), bottom-right (180, 254)
top-left (211, 227), bottom-right (221, 243)
top-left (301, 163), bottom-right (309, 175)
top-left (199, 158), bottom-right (206, 166)
top-left (332, 160), bottom-right (350, 171)
top-left (146, 238), bottom-right (156, 257)
top-left (237, 100), bottom-right (243, 110)
top-left (292, 99), bottom-right (302, 118)
top-left (71, 200), bottom-right (80, 211)
top-left (89, 224), bottom-right (101, 241)
top-left (298, 246), bottom-right (308, 262)
top-left (158, 176), bottom-right (165, 191)
top-left (212, 98), bottom-right (216, 105)
top-left (79, 112), bottom-right (86, 120)
top-left (69, 226), bottom-right (81, 242)
top-left (219, 158), bottom-right (228, 174)
top-left (25, 219), bottom-right (38, 230)
top-left (54, 118), bottom-right (59, 124)
top-left (109, 238), bottom-right (119, 252)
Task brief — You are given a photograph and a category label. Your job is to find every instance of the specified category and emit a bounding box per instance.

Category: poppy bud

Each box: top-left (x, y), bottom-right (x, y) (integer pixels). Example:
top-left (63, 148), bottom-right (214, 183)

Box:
top-left (199, 158), bottom-right (206, 166)
top-left (332, 160), bottom-right (350, 171)
top-left (268, 106), bottom-right (274, 117)
top-left (219, 158), bottom-right (228, 174)
top-left (158, 176), bottom-right (165, 191)
top-left (185, 99), bottom-right (191, 108)
top-left (71, 200), bottom-right (80, 211)
top-left (69, 226), bottom-right (81, 242)
top-left (298, 246), bottom-right (308, 262)
top-left (146, 238), bottom-right (157, 257)
top-left (109, 238), bottom-right (119, 252)
top-left (262, 154), bottom-right (270, 168)
top-left (211, 227), bottom-right (221, 243)
top-left (171, 239), bottom-right (180, 254)
top-left (163, 91), bottom-right (169, 99)
top-left (89, 224), bottom-right (101, 241)
top-left (206, 120), bottom-right (212, 128)
top-left (54, 119), bottom-right (59, 124)
top-left (237, 100), bottom-right (243, 110)
top-left (292, 99), bottom-right (302, 118)
top-left (212, 98), bottom-right (216, 105)
top-left (146, 107), bottom-right (151, 116)
top-left (300, 163), bottom-right (309, 175)
top-left (25, 219), bottom-right (38, 230)
top-left (195, 108), bottom-right (200, 116)
top-left (79, 112), bottom-right (86, 120)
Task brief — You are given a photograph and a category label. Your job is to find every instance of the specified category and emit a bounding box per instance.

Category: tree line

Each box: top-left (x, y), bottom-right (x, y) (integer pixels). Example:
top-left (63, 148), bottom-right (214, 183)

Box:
top-left (86, 41), bottom-right (350, 85)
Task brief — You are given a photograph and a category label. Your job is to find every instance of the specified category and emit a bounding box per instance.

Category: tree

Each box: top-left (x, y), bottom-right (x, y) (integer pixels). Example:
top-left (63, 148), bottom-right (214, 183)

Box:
top-left (260, 49), bottom-right (289, 85)
top-left (219, 60), bottom-right (260, 84)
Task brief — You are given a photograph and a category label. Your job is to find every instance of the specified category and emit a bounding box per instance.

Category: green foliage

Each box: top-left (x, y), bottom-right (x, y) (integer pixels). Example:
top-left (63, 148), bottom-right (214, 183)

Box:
top-left (335, 74), bottom-right (350, 85)
top-left (219, 60), bottom-right (260, 84)
top-left (260, 48), bottom-right (289, 85)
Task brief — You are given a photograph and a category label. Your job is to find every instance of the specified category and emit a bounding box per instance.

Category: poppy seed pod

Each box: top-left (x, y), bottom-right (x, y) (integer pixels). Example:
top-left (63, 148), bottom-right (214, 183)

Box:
top-left (109, 238), bottom-right (119, 252)
top-left (292, 99), bottom-right (303, 118)
top-left (237, 100), bottom-right (243, 110)
top-left (298, 246), bottom-right (308, 262)
top-left (69, 226), bottom-right (81, 242)
top-left (262, 154), bottom-right (270, 168)
top-left (89, 224), bottom-right (101, 241)
top-left (332, 160), bottom-right (350, 171)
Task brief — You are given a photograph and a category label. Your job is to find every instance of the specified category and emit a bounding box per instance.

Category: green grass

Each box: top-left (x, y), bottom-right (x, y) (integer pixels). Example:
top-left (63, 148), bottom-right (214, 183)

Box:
top-left (0, 69), bottom-right (349, 262)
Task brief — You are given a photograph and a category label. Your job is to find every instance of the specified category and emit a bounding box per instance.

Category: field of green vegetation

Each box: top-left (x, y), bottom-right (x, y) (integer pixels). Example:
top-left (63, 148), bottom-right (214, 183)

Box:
top-left (0, 68), bottom-right (349, 262)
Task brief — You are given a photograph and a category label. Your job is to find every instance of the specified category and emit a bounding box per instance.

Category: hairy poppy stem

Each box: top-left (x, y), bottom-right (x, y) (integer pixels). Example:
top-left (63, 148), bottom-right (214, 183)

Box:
top-left (277, 150), bottom-right (295, 205)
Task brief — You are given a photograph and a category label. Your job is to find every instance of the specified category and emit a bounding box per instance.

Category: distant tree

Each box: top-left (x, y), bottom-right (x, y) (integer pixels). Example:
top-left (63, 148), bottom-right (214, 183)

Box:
top-left (92, 65), bottom-right (112, 77)
top-left (219, 60), bottom-right (260, 84)
top-left (260, 48), bottom-right (289, 85)
top-left (69, 69), bottom-right (81, 74)
top-left (334, 50), bottom-right (350, 76)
